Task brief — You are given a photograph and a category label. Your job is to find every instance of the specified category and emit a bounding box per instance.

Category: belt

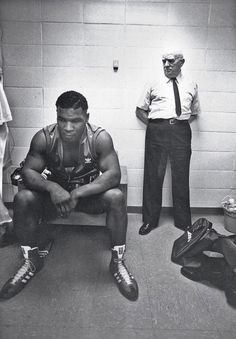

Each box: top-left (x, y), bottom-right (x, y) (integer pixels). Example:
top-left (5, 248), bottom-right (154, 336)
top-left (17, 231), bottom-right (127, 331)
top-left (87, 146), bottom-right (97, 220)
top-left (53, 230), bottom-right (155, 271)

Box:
top-left (149, 118), bottom-right (188, 125)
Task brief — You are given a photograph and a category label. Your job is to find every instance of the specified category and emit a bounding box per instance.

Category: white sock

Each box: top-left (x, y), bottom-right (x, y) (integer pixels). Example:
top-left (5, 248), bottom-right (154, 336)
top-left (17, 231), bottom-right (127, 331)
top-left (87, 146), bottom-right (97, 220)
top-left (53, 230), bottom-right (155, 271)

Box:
top-left (0, 218), bottom-right (12, 227)
top-left (112, 245), bottom-right (126, 260)
top-left (21, 246), bottom-right (38, 259)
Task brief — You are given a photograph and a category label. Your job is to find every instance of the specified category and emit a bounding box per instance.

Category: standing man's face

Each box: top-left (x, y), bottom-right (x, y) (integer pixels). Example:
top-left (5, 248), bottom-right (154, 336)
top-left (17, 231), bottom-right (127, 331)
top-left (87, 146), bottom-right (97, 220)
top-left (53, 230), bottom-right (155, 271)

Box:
top-left (162, 53), bottom-right (185, 79)
top-left (57, 106), bottom-right (88, 143)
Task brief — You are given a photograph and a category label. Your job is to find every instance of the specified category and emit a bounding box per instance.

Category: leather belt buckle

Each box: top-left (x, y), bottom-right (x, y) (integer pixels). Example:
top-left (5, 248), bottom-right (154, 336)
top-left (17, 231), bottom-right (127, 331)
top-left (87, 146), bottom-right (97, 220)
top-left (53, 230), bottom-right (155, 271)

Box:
top-left (169, 118), bottom-right (177, 125)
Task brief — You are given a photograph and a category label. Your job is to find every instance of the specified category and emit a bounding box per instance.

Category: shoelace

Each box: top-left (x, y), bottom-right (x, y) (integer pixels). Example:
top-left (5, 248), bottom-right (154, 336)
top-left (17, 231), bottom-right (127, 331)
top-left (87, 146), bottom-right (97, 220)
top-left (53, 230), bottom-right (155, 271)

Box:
top-left (38, 249), bottom-right (49, 258)
top-left (115, 259), bottom-right (133, 285)
top-left (187, 231), bottom-right (192, 242)
top-left (12, 259), bottom-right (36, 284)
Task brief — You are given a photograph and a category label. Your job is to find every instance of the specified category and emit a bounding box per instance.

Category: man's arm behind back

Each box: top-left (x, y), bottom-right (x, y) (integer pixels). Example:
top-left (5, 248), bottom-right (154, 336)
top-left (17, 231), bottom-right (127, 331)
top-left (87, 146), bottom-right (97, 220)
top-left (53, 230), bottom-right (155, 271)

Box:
top-left (136, 107), bottom-right (149, 125)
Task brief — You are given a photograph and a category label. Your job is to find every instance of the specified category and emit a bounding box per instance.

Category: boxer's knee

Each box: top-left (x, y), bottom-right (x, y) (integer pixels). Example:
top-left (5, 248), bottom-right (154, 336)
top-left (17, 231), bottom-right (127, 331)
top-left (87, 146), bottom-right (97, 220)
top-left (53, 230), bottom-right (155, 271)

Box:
top-left (103, 188), bottom-right (125, 209)
top-left (14, 189), bottom-right (39, 210)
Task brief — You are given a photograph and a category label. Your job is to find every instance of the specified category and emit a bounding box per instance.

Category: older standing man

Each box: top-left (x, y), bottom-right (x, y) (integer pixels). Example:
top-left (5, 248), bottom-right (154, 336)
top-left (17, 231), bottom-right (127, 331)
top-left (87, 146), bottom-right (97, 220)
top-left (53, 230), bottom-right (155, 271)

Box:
top-left (136, 50), bottom-right (200, 235)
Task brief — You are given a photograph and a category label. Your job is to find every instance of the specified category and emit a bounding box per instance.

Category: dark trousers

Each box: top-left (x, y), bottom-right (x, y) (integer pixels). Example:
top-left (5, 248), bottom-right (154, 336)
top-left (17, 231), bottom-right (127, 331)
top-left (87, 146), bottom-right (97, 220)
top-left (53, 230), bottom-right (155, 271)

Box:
top-left (143, 119), bottom-right (192, 229)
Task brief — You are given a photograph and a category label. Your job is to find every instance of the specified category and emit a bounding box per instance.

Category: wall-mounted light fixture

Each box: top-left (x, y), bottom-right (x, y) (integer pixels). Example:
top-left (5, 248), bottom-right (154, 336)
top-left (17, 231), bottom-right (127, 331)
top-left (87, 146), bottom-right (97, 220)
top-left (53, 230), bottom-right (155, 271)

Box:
top-left (113, 60), bottom-right (119, 72)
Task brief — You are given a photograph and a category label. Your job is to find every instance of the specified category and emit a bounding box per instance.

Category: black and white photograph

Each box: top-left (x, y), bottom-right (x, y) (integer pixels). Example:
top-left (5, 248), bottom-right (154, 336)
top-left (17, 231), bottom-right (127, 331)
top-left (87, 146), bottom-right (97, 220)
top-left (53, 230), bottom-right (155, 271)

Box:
top-left (0, 1), bottom-right (236, 338)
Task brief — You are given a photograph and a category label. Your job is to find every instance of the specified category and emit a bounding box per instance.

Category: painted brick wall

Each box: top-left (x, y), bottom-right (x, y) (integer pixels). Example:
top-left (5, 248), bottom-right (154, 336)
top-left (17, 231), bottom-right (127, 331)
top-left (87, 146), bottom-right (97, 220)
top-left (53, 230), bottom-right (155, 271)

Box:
top-left (1, 0), bottom-right (236, 207)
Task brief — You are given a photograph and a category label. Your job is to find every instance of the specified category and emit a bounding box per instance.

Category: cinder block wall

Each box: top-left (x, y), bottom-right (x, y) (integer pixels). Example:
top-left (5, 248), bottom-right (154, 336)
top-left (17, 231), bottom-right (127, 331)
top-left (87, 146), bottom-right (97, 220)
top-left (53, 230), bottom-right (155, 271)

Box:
top-left (1, 0), bottom-right (236, 208)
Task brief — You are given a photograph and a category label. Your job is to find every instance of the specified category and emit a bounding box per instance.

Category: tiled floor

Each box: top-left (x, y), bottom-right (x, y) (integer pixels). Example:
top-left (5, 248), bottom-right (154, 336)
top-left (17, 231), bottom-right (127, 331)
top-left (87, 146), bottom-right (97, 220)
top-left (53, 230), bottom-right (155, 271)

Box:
top-left (0, 212), bottom-right (236, 339)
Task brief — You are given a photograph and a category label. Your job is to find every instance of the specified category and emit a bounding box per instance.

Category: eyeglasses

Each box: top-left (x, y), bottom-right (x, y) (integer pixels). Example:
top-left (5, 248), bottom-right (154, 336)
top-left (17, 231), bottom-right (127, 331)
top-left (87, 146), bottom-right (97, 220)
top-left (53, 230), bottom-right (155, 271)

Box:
top-left (162, 58), bottom-right (176, 64)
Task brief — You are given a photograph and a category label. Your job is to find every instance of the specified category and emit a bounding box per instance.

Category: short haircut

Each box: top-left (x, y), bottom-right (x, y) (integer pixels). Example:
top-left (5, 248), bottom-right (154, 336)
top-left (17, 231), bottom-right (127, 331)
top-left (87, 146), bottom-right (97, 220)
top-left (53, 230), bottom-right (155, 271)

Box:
top-left (162, 50), bottom-right (184, 60)
top-left (56, 91), bottom-right (88, 111)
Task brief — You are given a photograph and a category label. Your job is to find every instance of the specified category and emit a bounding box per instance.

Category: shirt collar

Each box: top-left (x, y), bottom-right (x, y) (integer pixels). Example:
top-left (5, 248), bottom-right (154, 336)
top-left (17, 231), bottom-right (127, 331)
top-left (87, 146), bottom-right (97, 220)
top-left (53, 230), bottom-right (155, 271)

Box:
top-left (165, 72), bottom-right (183, 84)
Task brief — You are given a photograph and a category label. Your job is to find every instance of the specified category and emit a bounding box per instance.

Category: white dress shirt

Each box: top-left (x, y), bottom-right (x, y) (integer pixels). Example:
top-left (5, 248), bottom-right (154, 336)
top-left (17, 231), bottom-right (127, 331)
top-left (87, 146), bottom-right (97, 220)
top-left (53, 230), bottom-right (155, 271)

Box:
top-left (137, 72), bottom-right (201, 120)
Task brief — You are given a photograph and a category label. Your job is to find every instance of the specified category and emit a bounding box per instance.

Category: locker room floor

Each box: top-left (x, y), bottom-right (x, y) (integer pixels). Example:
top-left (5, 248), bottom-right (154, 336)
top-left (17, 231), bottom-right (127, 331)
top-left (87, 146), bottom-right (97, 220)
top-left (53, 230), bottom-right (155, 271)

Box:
top-left (0, 212), bottom-right (236, 339)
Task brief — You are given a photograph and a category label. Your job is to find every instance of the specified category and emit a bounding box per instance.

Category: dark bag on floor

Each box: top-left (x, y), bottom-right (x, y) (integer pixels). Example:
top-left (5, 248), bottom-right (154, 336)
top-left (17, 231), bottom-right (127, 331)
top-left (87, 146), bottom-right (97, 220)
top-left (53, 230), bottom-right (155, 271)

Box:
top-left (171, 218), bottom-right (219, 266)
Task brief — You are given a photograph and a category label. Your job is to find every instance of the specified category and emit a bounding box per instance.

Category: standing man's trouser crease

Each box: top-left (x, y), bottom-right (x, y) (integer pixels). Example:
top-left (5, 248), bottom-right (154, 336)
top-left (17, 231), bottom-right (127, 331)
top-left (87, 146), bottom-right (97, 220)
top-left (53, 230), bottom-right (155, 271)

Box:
top-left (143, 119), bottom-right (192, 229)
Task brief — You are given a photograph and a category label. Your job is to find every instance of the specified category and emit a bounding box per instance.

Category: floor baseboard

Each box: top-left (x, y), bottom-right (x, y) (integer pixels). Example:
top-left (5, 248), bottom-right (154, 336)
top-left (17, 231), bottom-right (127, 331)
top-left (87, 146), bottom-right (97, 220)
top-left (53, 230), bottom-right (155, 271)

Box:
top-left (127, 206), bottom-right (223, 215)
top-left (5, 202), bottom-right (223, 216)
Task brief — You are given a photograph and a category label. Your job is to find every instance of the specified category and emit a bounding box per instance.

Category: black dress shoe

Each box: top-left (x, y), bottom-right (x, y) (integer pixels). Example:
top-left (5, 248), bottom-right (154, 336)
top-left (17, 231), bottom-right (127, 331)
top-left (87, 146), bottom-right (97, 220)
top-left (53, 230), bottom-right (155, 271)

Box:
top-left (139, 223), bottom-right (156, 235)
top-left (175, 224), bottom-right (189, 231)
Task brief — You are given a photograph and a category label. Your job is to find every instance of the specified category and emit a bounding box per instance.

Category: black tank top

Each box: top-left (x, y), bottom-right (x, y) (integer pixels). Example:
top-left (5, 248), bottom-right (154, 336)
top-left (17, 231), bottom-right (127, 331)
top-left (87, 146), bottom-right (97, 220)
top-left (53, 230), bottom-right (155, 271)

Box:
top-left (43, 122), bottom-right (104, 191)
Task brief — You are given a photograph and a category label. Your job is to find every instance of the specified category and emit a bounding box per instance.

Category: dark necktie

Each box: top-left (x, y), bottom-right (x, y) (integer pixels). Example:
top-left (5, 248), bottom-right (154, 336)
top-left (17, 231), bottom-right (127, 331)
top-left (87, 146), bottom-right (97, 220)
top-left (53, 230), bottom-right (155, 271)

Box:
top-left (172, 78), bottom-right (181, 117)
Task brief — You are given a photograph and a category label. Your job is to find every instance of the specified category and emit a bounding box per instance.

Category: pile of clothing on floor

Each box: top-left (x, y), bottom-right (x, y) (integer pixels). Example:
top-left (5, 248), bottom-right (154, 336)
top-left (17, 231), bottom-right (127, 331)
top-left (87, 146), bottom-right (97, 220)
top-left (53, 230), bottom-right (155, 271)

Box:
top-left (171, 218), bottom-right (236, 308)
